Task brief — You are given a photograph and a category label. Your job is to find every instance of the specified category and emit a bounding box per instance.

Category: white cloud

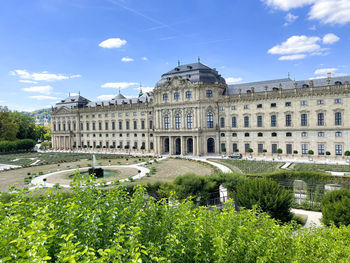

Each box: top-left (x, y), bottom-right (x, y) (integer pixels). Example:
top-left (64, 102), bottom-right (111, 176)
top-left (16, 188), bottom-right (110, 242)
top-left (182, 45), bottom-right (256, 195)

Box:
top-left (97, 94), bottom-right (116, 101)
top-left (314, 68), bottom-right (338, 75)
top-left (225, 77), bottom-right (243, 84)
top-left (101, 82), bottom-right (139, 89)
top-left (309, 25), bottom-right (317, 30)
top-left (268, 35), bottom-right (321, 55)
top-left (141, 57), bottom-right (148, 61)
top-left (121, 57), bottom-right (134, 62)
top-left (322, 33), bottom-right (340, 44)
top-left (29, 95), bottom-right (58, 100)
top-left (11, 69), bottom-right (81, 82)
top-left (134, 86), bottom-right (154, 93)
top-left (279, 54), bottom-right (307, 60)
top-left (262, 0), bottom-right (314, 11)
top-left (99, 38), bottom-right (127, 48)
top-left (22, 85), bottom-right (53, 95)
top-left (19, 80), bottom-right (38, 84)
top-left (284, 13), bottom-right (298, 26)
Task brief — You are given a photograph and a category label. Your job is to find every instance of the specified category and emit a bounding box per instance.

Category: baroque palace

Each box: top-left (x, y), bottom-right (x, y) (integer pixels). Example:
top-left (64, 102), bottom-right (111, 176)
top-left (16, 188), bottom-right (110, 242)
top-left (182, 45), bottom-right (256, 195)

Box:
top-left (51, 61), bottom-right (350, 157)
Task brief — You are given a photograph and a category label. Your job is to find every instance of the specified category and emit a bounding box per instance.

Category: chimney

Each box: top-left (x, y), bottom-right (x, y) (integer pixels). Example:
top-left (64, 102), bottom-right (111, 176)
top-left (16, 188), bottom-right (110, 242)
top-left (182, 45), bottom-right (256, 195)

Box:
top-left (327, 72), bottom-right (331, 79)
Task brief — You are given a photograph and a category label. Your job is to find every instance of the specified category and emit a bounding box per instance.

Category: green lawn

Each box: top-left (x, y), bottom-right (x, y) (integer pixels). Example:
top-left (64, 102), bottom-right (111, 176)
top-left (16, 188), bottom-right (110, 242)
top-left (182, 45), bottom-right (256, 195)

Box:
top-left (211, 159), bottom-right (284, 174)
top-left (293, 163), bottom-right (350, 173)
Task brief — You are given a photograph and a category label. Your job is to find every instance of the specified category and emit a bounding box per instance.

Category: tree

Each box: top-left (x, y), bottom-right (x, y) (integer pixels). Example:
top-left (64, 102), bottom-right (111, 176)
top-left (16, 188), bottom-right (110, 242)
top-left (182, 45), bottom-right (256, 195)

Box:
top-left (277, 149), bottom-right (283, 154)
top-left (44, 132), bottom-right (51, 141)
top-left (0, 112), bottom-right (18, 141)
top-left (248, 148), bottom-right (253, 153)
top-left (234, 178), bottom-right (293, 222)
top-left (322, 189), bottom-right (350, 227)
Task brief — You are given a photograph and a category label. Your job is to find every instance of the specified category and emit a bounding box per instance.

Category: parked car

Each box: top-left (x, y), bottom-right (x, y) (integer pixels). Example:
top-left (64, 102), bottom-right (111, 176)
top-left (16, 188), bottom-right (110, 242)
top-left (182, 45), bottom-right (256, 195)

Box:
top-left (228, 153), bottom-right (242, 159)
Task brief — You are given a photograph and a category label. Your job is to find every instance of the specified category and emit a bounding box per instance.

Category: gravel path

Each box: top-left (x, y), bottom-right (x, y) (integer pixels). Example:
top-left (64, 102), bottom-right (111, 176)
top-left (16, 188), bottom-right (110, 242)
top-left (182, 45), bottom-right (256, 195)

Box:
top-left (292, 208), bottom-right (322, 227)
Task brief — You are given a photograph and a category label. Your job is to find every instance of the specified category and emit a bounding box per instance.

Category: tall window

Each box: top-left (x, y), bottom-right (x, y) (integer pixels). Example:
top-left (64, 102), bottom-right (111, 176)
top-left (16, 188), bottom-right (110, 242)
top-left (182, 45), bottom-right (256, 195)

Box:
top-left (232, 116), bottom-right (237, 127)
top-left (126, 121), bottom-right (130, 130)
top-left (164, 115), bottom-right (169, 130)
top-left (317, 113), bottom-right (324, 126)
top-left (133, 120), bottom-right (137, 130)
top-left (318, 144), bottom-right (325, 155)
top-left (335, 112), bottom-right (342, 125)
top-left (175, 114), bottom-right (181, 129)
top-left (244, 116), bottom-right (249, 128)
top-left (336, 144), bottom-right (343, 155)
top-left (186, 91), bottom-right (192, 99)
top-left (207, 112), bottom-right (214, 128)
top-left (119, 121), bottom-right (122, 130)
top-left (141, 120), bottom-right (145, 129)
top-left (285, 114), bottom-right (292, 127)
top-left (257, 115), bottom-right (263, 127)
top-left (272, 144), bottom-right (277, 154)
top-left (271, 115), bottom-right (276, 127)
top-left (86, 123), bottom-right (89, 131)
top-left (105, 122), bottom-right (108, 130)
top-left (149, 120), bottom-right (153, 129)
top-left (206, 90), bottom-right (213, 98)
top-left (302, 144), bottom-right (308, 154)
top-left (220, 117), bottom-right (225, 128)
top-left (98, 122), bottom-right (102, 130)
top-left (187, 114), bottom-right (193, 129)
top-left (301, 114), bottom-right (307, 126)
top-left (112, 122), bottom-right (115, 130)
top-left (163, 93), bottom-right (168, 101)
top-left (174, 92), bottom-right (180, 100)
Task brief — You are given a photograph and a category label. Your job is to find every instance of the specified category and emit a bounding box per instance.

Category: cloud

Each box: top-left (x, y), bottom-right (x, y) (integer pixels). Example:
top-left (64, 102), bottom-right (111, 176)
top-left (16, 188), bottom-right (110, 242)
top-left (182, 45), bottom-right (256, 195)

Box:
top-left (225, 77), bottom-right (243, 84)
top-left (268, 35), bottom-right (321, 55)
top-left (284, 13), bottom-right (298, 26)
top-left (99, 38), bottom-right (127, 48)
top-left (121, 57), bottom-right (134, 62)
top-left (11, 69), bottom-right (81, 82)
top-left (309, 25), bottom-right (317, 30)
top-left (29, 95), bottom-right (58, 100)
top-left (101, 82), bottom-right (139, 89)
top-left (19, 80), bottom-right (38, 84)
top-left (262, 0), bottom-right (350, 25)
top-left (279, 54), bottom-right (307, 60)
top-left (134, 86), bottom-right (154, 93)
top-left (314, 68), bottom-right (338, 75)
top-left (322, 33), bottom-right (340, 44)
top-left (141, 57), bottom-right (148, 61)
top-left (97, 94), bottom-right (116, 101)
top-left (22, 85), bottom-right (53, 95)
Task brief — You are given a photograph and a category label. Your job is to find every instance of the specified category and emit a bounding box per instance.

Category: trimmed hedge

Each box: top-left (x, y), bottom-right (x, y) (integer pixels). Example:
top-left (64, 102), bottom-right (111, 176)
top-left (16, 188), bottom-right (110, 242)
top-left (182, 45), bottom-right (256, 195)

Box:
top-left (0, 139), bottom-right (36, 153)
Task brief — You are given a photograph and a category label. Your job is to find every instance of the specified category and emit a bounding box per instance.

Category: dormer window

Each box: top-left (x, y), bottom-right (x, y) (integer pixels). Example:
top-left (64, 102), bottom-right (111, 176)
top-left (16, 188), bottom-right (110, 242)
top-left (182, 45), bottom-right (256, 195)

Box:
top-left (174, 92), bottom-right (180, 100)
top-left (206, 90), bottom-right (213, 98)
top-left (302, 84), bottom-right (309, 88)
top-left (272, 87), bottom-right (278, 91)
top-left (175, 68), bottom-right (180, 71)
top-left (187, 66), bottom-right (192, 69)
top-left (246, 90), bottom-right (251, 94)
top-left (335, 81), bottom-right (342, 85)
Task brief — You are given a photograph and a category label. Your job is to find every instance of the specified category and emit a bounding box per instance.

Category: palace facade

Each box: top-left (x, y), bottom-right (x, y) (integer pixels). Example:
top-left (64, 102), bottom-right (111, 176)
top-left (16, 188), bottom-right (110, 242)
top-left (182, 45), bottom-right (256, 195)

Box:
top-left (51, 62), bottom-right (350, 157)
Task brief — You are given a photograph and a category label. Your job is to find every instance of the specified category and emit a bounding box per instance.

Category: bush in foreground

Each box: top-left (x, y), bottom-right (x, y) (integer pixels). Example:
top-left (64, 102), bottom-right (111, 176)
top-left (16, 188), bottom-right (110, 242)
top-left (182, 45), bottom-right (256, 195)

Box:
top-left (322, 189), bottom-right (350, 226)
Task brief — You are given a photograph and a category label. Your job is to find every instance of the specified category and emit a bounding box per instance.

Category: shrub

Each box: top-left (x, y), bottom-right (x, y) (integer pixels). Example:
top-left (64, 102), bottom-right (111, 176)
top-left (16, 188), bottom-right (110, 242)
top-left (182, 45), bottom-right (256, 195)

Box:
top-left (293, 150), bottom-right (298, 154)
top-left (322, 189), bottom-right (350, 226)
top-left (326, 151), bottom-right (331, 156)
top-left (234, 178), bottom-right (293, 222)
top-left (277, 148), bottom-right (283, 154)
top-left (308, 150), bottom-right (314, 155)
top-left (345, 151), bottom-right (350, 157)
top-left (248, 148), bottom-right (253, 153)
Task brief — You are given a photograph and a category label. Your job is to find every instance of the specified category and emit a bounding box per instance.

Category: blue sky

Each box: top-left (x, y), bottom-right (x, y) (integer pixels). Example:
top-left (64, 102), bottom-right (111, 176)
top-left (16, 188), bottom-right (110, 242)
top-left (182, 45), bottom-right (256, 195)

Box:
top-left (0, 0), bottom-right (349, 111)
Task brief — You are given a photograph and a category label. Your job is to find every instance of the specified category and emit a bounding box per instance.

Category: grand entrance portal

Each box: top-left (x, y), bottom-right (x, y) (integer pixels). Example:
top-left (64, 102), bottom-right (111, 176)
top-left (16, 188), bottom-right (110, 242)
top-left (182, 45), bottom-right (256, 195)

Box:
top-left (164, 138), bottom-right (169, 153)
top-left (187, 138), bottom-right (193, 154)
top-left (207, 138), bottom-right (215, 153)
top-left (175, 138), bottom-right (181, 155)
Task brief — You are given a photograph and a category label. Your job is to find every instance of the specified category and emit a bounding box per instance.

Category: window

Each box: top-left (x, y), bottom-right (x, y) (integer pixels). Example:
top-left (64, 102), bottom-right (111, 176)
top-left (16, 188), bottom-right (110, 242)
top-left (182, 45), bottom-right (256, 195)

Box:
top-left (271, 132), bottom-right (277, 137)
top-left (105, 122), bottom-right (109, 130)
top-left (244, 105), bottom-right (249, 109)
top-left (163, 93), bottom-right (168, 101)
top-left (244, 132), bottom-right (250, 137)
top-left (301, 132), bottom-right (308, 137)
top-left (133, 120), bottom-right (137, 130)
top-left (63, 123), bottom-right (67, 131)
top-left (105, 114), bottom-right (108, 117)
top-left (302, 144), bottom-right (308, 154)
top-left (206, 90), bottom-right (213, 98)
top-left (125, 113), bottom-right (129, 116)
top-left (149, 120), bottom-right (153, 129)
top-left (112, 122), bottom-right (115, 130)
top-left (258, 144), bottom-right (263, 153)
top-left (271, 103), bottom-right (276, 108)
top-left (245, 143), bottom-right (250, 153)
top-left (286, 144), bottom-right (292, 154)
top-left (221, 133), bottom-right (225, 137)
top-left (335, 131), bottom-right (342, 137)
top-left (174, 92), bottom-right (180, 100)
top-left (285, 114), bottom-right (292, 126)
top-left (232, 116), bottom-right (237, 128)
top-left (126, 121), bottom-right (130, 130)
top-left (86, 123), bottom-right (89, 131)
top-left (336, 145), bottom-right (343, 155)
top-left (301, 114), bottom-right (308, 126)
top-left (272, 144), bottom-right (277, 154)
top-left (231, 106), bottom-right (236, 110)
top-left (286, 132), bottom-right (292, 137)
top-left (317, 113), bottom-right (324, 126)
top-left (257, 115), bottom-right (263, 127)
top-left (98, 122), bottom-right (102, 130)
top-left (232, 132), bottom-right (237, 137)
top-left (258, 132), bottom-right (263, 137)
top-left (285, 102), bottom-right (291, 107)
top-left (141, 120), bottom-right (145, 129)
top-left (220, 117), bottom-right (225, 128)
top-left (164, 115), bottom-right (169, 130)
top-left (175, 114), bottom-right (181, 129)
top-left (318, 132), bottom-right (325, 137)
top-left (141, 111), bottom-right (145, 116)
top-left (53, 124), bottom-right (56, 131)
top-left (219, 106), bottom-right (224, 111)
top-left (207, 112), bottom-right (214, 128)
top-left (335, 98), bottom-right (341, 104)
top-left (301, 100), bottom-right (307, 106)
top-left (335, 112), bottom-right (342, 125)
top-left (271, 115), bottom-right (277, 127)
top-left (257, 104), bottom-right (262, 108)
top-left (317, 99), bottom-right (324, 105)
top-left (187, 114), bottom-right (193, 129)
top-left (318, 144), bottom-right (325, 155)
top-left (186, 91), bottom-right (192, 99)
top-left (232, 143), bottom-right (238, 152)
top-left (119, 121), bottom-right (122, 130)
top-left (244, 116), bottom-right (249, 128)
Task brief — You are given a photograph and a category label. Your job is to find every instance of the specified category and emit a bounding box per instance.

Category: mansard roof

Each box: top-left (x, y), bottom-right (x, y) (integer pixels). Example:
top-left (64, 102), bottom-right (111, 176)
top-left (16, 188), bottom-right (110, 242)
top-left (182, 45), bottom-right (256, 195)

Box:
top-left (156, 62), bottom-right (226, 87)
top-left (55, 94), bottom-right (90, 108)
top-left (228, 75), bottom-right (350, 95)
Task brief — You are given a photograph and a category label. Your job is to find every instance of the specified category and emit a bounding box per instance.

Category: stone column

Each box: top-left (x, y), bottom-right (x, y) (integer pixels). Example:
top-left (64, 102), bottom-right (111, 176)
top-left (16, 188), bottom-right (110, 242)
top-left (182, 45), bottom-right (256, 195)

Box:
top-left (181, 136), bottom-right (185, 155)
top-left (193, 136), bottom-right (197, 156)
top-left (169, 136), bottom-right (173, 155)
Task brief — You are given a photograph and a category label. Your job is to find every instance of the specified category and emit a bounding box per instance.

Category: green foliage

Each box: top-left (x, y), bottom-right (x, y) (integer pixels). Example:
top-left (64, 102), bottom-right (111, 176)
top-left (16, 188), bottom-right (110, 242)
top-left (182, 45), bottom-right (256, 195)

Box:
top-left (234, 178), bottom-right (293, 222)
top-left (248, 148), bottom-right (253, 153)
top-left (0, 139), bottom-right (36, 153)
top-left (345, 151), bottom-right (350, 157)
top-left (277, 148), bottom-right (283, 154)
top-left (215, 159), bottom-right (283, 174)
top-left (293, 163), bottom-right (350, 173)
top-left (308, 150), bottom-right (314, 155)
top-left (43, 133), bottom-right (51, 141)
top-left (322, 189), bottom-right (350, 226)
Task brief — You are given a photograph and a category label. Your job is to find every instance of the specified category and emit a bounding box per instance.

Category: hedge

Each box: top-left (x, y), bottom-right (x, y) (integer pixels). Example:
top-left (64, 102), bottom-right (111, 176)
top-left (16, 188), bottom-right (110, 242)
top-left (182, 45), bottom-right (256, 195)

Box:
top-left (0, 139), bottom-right (36, 153)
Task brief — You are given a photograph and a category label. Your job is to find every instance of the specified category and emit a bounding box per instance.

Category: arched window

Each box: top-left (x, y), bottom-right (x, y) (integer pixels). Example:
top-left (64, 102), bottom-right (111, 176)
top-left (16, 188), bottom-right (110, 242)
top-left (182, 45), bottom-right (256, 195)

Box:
top-left (164, 115), bottom-right (169, 130)
top-left (335, 81), bottom-right (342, 85)
top-left (175, 114), bottom-right (181, 129)
top-left (221, 133), bottom-right (225, 137)
top-left (272, 87), bottom-right (279, 91)
top-left (207, 112), bottom-right (214, 128)
top-left (220, 117), bottom-right (225, 128)
top-left (258, 132), bottom-right (263, 137)
top-left (187, 114), bottom-right (193, 129)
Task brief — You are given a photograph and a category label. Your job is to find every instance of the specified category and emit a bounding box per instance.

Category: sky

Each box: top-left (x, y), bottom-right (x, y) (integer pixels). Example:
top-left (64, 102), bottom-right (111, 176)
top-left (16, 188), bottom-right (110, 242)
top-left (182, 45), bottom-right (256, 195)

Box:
top-left (0, 0), bottom-right (349, 111)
